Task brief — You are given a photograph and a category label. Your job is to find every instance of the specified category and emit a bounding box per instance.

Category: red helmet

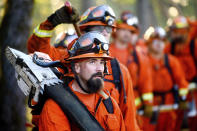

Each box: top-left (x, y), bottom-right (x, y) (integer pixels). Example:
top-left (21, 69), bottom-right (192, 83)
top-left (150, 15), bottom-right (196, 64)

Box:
top-left (170, 16), bottom-right (189, 29)
top-left (79, 5), bottom-right (116, 31)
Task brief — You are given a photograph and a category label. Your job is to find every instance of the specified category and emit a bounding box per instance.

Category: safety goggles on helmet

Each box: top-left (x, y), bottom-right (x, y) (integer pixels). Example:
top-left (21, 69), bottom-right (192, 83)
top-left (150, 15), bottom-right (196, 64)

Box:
top-left (153, 27), bottom-right (166, 39)
top-left (88, 26), bottom-right (113, 33)
top-left (68, 32), bottom-right (112, 60)
top-left (170, 16), bottom-right (189, 29)
top-left (121, 13), bottom-right (139, 26)
top-left (80, 5), bottom-right (116, 26)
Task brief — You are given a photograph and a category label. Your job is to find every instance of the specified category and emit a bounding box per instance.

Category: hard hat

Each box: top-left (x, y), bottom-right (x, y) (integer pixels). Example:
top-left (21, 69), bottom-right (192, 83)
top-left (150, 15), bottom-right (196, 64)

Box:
top-left (145, 27), bottom-right (167, 45)
top-left (66, 32), bottom-right (113, 61)
top-left (170, 16), bottom-right (189, 29)
top-left (116, 11), bottom-right (139, 32)
top-left (54, 32), bottom-right (78, 49)
top-left (79, 5), bottom-right (116, 31)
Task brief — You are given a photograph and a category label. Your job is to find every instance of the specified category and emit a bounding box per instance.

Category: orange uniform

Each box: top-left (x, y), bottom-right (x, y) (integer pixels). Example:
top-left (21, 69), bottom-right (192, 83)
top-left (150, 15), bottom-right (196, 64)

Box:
top-left (39, 81), bottom-right (125, 131)
top-left (27, 20), bottom-right (140, 131)
top-left (148, 54), bottom-right (188, 131)
top-left (109, 43), bottom-right (131, 66)
top-left (127, 46), bottom-right (153, 108)
top-left (165, 36), bottom-right (197, 131)
top-left (165, 37), bottom-right (197, 82)
top-left (123, 45), bottom-right (153, 130)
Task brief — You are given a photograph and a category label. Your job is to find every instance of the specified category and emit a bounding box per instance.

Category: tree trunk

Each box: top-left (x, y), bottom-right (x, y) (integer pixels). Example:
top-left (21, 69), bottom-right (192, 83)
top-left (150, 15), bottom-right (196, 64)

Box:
top-left (0, 0), bottom-right (34, 130)
top-left (137, 0), bottom-right (157, 36)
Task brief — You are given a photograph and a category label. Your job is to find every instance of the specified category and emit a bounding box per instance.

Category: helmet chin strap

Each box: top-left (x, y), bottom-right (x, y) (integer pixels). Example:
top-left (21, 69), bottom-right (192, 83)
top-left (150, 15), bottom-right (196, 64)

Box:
top-left (70, 62), bottom-right (91, 94)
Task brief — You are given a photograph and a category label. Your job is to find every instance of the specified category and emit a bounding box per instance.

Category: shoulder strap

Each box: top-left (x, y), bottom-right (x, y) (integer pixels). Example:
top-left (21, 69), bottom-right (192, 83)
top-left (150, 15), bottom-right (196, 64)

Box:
top-left (45, 84), bottom-right (105, 131)
top-left (110, 58), bottom-right (121, 91)
top-left (171, 40), bottom-right (176, 55)
top-left (190, 39), bottom-right (197, 67)
top-left (164, 54), bottom-right (180, 103)
top-left (164, 54), bottom-right (173, 76)
top-left (133, 48), bottom-right (139, 66)
top-left (106, 58), bottom-right (127, 103)
top-left (102, 97), bottom-right (114, 114)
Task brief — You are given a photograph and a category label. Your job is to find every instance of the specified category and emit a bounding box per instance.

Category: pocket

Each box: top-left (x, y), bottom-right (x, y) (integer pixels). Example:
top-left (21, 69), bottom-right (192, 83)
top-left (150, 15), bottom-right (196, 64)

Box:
top-left (105, 114), bottom-right (120, 130)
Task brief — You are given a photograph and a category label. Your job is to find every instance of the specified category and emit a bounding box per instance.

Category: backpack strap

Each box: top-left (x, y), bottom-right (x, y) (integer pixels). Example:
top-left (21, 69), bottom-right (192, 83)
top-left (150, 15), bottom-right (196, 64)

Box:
top-left (103, 97), bottom-right (114, 114)
top-left (164, 54), bottom-right (173, 76)
top-left (164, 54), bottom-right (179, 104)
top-left (133, 48), bottom-right (139, 66)
top-left (104, 58), bottom-right (127, 103)
top-left (109, 58), bottom-right (121, 91)
top-left (190, 39), bottom-right (197, 67)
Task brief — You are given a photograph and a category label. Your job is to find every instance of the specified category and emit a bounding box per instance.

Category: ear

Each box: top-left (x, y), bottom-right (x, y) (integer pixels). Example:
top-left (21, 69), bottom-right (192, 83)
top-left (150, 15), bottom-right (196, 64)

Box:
top-left (74, 63), bottom-right (80, 74)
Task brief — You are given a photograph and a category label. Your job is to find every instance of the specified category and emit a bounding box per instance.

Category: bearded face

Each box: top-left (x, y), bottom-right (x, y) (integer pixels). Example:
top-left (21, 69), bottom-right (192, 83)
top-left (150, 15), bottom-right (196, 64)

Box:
top-left (74, 58), bottom-right (105, 93)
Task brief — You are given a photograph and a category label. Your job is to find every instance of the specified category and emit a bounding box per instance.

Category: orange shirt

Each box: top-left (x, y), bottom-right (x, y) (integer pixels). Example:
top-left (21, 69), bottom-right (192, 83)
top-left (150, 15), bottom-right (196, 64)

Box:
top-left (149, 54), bottom-right (188, 105)
top-left (39, 81), bottom-right (125, 131)
top-left (127, 46), bottom-right (153, 105)
top-left (165, 38), bottom-right (197, 81)
top-left (109, 43), bottom-right (130, 66)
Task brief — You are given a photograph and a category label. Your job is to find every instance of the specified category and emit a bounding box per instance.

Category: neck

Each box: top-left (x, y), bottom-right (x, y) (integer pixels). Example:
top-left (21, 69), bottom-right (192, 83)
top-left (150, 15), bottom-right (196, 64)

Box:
top-left (114, 39), bottom-right (128, 49)
top-left (149, 50), bottom-right (164, 60)
top-left (72, 80), bottom-right (88, 94)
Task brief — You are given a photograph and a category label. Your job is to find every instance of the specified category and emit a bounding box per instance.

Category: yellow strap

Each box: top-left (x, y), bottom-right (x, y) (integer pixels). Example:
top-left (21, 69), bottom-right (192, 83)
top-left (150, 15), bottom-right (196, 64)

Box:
top-left (33, 24), bottom-right (53, 37)
top-left (135, 97), bottom-right (142, 107)
top-left (142, 92), bottom-right (153, 101)
top-left (179, 88), bottom-right (188, 96)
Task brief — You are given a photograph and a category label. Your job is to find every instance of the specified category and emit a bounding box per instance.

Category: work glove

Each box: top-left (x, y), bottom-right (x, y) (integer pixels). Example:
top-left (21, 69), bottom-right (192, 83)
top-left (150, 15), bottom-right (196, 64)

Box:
top-left (48, 5), bottom-right (79, 27)
top-left (144, 105), bottom-right (153, 118)
top-left (179, 101), bottom-right (188, 110)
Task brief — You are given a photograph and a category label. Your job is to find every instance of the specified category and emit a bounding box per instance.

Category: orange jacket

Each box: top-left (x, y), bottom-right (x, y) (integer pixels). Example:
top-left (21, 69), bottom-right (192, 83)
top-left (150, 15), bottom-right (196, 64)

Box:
top-left (149, 54), bottom-right (188, 105)
top-left (109, 43), bottom-right (131, 66)
top-left (27, 20), bottom-right (140, 131)
top-left (104, 61), bottom-right (140, 131)
top-left (39, 81), bottom-right (125, 131)
top-left (127, 46), bottom-right (153, 108)
top-left (165, 37), bottom-right (197, 81)
top-left (27, 20), bottom-right (69, 61)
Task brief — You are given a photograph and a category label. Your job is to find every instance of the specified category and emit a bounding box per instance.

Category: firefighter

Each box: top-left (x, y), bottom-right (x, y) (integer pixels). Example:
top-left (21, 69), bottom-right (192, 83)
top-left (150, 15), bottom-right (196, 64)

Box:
top-left (165, 16), bottom-right (197, 131)
top-left (147, 27), bottom-right (188, 131)
top-left (27, 5), bottom-right (140, 130)
top-left (38, 32), bottom-right (125, 130)
top-left (109, 11), bottom-right (153, 129)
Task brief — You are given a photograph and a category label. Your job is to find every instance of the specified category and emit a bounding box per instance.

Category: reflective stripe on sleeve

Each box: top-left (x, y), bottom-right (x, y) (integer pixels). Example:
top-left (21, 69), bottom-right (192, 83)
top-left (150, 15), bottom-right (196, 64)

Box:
top-left (142, 92), bottom-right (153, 101)
top-left (33, 24), bottom-right (53, 37)
top-left (135, 97), bottom-right (142, 107)
top-left (179, 88), bottom-right (188, 96)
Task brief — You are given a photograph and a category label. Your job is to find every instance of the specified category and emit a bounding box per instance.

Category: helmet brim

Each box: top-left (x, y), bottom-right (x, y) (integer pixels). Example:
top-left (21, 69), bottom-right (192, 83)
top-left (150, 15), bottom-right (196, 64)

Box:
top-left (67, 53), bottom-right (113, 61)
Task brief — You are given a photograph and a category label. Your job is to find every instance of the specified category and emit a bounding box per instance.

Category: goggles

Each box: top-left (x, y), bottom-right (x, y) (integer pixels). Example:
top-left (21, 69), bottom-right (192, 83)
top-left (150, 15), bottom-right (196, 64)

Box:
top-left (69, 32), bottom-right (109, 57)
top-left (88, 26), bottom-right (113, 33)
top-left (121, 13), bottom-right (139, 26)
top-left (80, 5), bottom-right (116, 26)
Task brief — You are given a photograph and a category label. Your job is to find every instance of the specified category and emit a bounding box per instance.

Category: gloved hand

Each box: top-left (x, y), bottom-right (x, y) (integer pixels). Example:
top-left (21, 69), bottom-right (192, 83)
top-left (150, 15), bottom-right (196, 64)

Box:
top-left (179, 101), bottom-right (188, 110)
top-left (144, 105), bottom-right (153, 118)
top-left (48, 5), bottom-right (79, 27)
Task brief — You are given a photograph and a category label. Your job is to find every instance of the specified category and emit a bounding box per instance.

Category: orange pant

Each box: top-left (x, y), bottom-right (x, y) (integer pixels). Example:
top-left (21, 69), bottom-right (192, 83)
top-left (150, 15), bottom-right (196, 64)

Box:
top-left (140, 111), bottom-right (177, 131)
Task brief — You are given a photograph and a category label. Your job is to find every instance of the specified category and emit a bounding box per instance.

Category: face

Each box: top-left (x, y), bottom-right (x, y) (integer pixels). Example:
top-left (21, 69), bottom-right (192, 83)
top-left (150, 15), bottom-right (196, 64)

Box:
top-left (88, 26), bottom-right (113, 42)
top-left (130, 33), bottom-right (139, 45)
top-left (149, 39), bottom-right (165, 54)
top-left (75, 58), bottom-right (105, 80)
top-left (116, 29), bottom-right (132, 44)
top-left (170, 28), bottom-right (189, 43)
top-left (75, 58), bottom-right (105, 93)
